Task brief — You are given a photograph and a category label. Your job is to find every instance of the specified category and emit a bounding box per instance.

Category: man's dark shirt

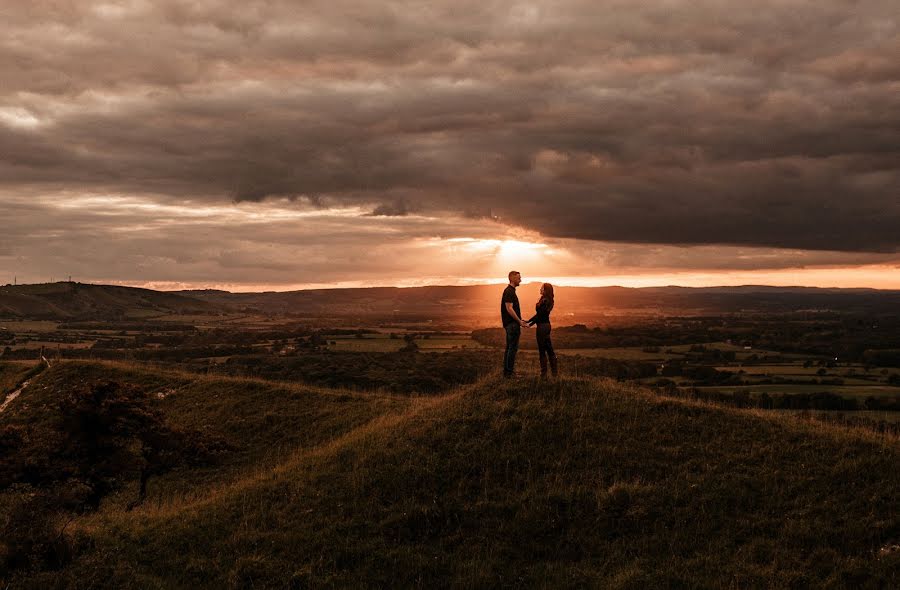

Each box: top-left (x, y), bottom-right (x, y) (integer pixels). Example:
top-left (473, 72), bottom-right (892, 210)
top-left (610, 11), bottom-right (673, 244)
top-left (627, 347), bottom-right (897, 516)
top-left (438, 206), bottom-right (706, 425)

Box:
top-left (500, 285), bottom-right (520, 327)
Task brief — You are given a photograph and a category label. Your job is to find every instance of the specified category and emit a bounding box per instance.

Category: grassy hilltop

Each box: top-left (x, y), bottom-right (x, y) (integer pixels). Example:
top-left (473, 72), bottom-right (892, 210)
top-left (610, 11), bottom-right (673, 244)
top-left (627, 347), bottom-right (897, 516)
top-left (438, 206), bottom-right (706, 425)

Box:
top-left (1, 361), bottom-right (898, 588)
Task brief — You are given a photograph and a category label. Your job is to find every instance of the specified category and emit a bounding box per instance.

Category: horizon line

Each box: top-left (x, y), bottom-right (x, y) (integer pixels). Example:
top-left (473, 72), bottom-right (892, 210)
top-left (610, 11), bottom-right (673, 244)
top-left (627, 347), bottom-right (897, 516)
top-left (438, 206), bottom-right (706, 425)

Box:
top-left (3, 279), bottom-right (898, 294)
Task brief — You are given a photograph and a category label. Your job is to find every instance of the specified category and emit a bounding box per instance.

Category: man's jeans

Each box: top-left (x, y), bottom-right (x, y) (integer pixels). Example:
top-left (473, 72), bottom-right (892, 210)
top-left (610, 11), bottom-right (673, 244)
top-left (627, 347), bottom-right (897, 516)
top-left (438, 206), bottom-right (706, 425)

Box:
top-left (503, 322), bottom-right (521, 376)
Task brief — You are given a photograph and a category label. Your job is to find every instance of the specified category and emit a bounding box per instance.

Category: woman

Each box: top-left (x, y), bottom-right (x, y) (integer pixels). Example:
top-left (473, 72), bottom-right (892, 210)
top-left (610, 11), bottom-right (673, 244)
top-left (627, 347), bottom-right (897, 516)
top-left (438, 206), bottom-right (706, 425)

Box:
top-left (527, 283), bottom-right (558, 378)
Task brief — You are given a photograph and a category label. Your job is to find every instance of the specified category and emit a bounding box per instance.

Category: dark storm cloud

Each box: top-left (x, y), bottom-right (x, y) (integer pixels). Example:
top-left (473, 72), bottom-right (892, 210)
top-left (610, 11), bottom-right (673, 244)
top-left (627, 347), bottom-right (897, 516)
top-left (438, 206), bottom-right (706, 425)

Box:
top-left (370, 198), bottom-right (417, 216)
top-left (0, 193), bottom-right (529, 286)
top-left (1, 192), bottom-right (898, 290)
top-left (1, 0), bottom-right (898, 252)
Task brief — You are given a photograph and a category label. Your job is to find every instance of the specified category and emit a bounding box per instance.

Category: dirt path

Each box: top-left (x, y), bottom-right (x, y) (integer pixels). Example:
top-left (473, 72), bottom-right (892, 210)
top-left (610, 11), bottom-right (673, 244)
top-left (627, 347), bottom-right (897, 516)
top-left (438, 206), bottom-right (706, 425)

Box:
top-left (0, 357), bottom-right (50, 414)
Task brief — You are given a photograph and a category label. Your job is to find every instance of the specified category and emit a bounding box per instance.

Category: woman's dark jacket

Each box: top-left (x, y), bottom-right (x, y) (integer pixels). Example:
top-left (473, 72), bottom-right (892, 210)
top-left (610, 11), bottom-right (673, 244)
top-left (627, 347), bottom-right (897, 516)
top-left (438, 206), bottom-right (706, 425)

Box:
top-left (527, 298), bottom-right (553, 325)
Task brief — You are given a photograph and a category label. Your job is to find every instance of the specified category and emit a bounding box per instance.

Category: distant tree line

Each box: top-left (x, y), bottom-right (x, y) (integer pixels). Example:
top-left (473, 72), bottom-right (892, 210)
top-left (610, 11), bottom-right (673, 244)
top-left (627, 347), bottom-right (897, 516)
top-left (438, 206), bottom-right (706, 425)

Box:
top-left (472, 313), bottom-right (900, 364)
top-left (652, 379), bottom-right (900, 422)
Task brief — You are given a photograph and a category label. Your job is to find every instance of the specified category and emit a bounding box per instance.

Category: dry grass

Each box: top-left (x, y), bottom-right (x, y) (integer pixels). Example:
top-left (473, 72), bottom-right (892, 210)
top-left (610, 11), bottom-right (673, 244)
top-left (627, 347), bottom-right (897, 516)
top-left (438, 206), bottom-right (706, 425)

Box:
top-left (0, 361), bottom-right (37, 395)
top-left (4, 365), bottom-right (899, 588)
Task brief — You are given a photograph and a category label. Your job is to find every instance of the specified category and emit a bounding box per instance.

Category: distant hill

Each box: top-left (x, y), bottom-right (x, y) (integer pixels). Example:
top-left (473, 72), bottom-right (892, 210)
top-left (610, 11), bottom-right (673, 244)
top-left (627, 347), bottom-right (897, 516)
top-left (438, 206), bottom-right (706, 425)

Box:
top-left (2, 361), bottom-right (897, 587)
top-left (178, 283), bottom-right (900, 321)
top-left (0, 282), bottom-right (221, 320)
top-left (5, 281), bottom-right (900, 322)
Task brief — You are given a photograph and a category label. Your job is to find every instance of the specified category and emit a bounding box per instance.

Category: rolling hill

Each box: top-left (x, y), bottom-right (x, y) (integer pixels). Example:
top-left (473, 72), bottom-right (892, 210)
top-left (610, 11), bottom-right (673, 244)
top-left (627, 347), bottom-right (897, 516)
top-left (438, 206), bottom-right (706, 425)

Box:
top-left (0, 282), bottom-right (222, 320)
top-left (4, 281), bottom-right (900, 323)
top-left (2, 361), bottom-right (897, 587)
top-left (180, 284), bottom-right (900, 321)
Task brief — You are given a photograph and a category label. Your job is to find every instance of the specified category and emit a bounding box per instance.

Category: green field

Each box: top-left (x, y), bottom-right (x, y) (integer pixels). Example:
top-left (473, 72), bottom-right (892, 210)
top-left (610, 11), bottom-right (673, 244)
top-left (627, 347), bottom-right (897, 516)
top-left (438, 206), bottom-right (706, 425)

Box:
top-left (715, 364), bottom-right (882, 376)
top-left (561, 347), bottom-right (674, 361)
top-left (123, 308), bottom-right (166, 319)
top-left (0, 320), bottom-right (60, 332)
top-left (695, 384), bottom-right (900, 398)
top-left (9, 340), bottom-right (96, 351)
top-left (325, 334), bottom-right (406, 352)
top-left (551, 342), bottom-right (799, 362)
top-left (324, 333), bottom-right (487, 353)
top-left (415, 336), bottom-right (486, 351)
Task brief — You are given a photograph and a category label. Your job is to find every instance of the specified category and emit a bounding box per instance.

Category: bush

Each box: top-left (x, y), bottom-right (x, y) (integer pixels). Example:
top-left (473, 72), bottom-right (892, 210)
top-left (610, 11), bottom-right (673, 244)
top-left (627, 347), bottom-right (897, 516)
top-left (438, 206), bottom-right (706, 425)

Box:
top-left (0, 380), bottom-right (228, 573)
top-left (862, 349), bottom-right (900, 367)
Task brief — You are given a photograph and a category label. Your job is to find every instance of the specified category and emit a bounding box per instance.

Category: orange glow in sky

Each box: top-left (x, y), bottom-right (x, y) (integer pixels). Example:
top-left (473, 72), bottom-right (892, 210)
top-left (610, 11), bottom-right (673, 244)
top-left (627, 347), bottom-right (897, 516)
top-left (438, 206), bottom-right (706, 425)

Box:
top-left (126, 264), bottom-right (900, 294)
top-left (7, 195), bottom-right (899, 292)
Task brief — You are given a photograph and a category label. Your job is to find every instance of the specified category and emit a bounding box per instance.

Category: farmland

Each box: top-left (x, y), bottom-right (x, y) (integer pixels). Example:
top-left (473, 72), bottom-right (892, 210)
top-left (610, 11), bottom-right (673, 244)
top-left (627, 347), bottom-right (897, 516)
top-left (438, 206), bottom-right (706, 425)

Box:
top-left (2, 283), bottom-right (900, 586)
top-left (2, 282), bottom-right (899, 427)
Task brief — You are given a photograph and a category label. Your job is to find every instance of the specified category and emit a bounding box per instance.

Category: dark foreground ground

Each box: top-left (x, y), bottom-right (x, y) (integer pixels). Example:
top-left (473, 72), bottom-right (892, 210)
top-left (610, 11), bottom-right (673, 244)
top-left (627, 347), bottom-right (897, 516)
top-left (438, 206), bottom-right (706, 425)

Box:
top-left (1, 361), bottom-right (898, 588)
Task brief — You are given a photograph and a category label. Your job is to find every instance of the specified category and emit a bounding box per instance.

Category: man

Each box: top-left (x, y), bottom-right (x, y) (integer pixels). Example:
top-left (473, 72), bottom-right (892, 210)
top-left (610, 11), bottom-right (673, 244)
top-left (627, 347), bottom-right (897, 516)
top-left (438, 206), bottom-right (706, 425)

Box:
top-left (501, 270), bottom-right (529, 378)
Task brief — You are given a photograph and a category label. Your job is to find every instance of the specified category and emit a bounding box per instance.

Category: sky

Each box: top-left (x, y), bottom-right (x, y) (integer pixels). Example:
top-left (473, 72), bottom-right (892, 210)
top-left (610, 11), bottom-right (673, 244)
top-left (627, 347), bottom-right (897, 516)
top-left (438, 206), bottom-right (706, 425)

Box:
top-left (1, 1), bottom-right (898, 291)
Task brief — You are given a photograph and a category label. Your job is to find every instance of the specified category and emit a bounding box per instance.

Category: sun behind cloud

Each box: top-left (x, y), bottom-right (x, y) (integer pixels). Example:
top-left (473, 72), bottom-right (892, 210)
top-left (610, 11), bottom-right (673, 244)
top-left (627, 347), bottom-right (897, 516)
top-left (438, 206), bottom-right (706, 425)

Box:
top-left (439, 237), bottom-right (563, 278)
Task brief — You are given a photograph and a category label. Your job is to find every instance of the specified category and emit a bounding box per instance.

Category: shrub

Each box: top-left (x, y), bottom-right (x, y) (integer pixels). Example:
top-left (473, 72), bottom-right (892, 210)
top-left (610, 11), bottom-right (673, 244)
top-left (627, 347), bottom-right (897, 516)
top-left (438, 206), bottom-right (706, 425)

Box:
top-left (0, 380), bottom-right (228, 572)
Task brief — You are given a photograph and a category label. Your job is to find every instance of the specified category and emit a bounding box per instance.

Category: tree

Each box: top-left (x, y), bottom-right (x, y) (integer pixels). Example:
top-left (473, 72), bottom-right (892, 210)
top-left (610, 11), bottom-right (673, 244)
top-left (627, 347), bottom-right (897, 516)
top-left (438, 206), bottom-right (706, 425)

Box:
top-left (0, 380), bottom-right (229, 572)
top-left (400, 334), bottom-right (419, 353)
top-left (56, 381), bottom-right (228, 509)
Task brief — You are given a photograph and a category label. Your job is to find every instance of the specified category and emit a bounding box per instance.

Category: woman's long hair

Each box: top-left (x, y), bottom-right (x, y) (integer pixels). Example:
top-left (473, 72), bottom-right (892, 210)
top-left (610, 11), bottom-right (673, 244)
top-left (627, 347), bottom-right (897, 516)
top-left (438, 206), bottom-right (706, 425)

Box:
top-left (539, 283), bottom-right (554, 312)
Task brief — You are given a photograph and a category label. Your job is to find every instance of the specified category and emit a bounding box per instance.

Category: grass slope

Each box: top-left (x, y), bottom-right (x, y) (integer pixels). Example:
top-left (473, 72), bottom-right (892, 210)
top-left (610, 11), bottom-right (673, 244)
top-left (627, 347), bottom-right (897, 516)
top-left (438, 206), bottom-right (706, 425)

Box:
top-left (1, 361), bottom-right (411, 502)
top-left (0, 361), bottom-right (37, 396)
top-left (8, 370), bottom-right (898, 588)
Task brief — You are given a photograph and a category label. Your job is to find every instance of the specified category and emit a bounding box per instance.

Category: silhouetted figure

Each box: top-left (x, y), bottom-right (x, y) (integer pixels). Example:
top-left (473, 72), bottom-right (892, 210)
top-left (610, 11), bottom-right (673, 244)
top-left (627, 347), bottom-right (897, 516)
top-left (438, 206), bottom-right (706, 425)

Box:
top-left (528, 282), bottom-right (558, 378)
top-left (501, 270), bottom-right (529, 378)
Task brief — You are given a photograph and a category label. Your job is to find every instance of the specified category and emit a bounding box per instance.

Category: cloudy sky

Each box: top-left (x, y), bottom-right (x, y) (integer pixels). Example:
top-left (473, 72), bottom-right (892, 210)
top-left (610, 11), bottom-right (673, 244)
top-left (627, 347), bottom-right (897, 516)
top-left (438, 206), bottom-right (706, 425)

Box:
top-left (2, 0), bottom-right (898, 290)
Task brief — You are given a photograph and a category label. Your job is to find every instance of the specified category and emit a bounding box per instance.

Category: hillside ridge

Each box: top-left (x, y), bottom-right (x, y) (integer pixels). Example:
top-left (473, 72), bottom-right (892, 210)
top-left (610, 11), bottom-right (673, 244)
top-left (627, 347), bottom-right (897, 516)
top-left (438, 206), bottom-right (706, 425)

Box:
top-left (5, 365), bottom-right (895, 588)
top-left (0, 282), bottom-right (221, 320)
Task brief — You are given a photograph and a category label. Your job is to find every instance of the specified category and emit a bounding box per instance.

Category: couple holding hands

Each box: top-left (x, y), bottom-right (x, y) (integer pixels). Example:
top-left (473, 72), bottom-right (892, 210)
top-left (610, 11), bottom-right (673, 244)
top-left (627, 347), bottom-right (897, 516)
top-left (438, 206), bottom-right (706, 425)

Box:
top-left (500, 270), bottom-right (559, 379)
